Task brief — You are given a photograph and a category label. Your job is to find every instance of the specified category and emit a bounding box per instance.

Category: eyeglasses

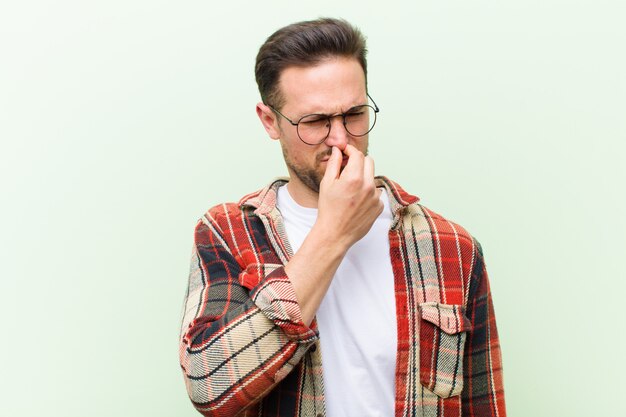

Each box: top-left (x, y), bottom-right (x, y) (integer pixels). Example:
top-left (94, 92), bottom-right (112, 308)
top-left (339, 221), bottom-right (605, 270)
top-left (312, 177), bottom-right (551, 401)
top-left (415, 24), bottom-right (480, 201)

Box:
top-left (270, 94), bottom-right (380, 145)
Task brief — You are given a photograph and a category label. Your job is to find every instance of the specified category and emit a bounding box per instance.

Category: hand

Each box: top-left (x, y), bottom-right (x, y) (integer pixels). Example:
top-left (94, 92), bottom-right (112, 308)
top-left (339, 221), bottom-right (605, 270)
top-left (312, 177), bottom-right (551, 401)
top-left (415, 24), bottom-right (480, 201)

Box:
top-left (315, 144), bottom-right (383, 252)
top-left (283, 145), bottom-right (383, 325)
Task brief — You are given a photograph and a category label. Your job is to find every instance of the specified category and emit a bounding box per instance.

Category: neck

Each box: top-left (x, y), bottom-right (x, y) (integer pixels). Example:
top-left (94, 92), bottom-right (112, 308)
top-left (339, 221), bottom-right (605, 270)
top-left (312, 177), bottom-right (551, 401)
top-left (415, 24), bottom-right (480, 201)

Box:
top-left (286, 180), bottom-right (319, 208)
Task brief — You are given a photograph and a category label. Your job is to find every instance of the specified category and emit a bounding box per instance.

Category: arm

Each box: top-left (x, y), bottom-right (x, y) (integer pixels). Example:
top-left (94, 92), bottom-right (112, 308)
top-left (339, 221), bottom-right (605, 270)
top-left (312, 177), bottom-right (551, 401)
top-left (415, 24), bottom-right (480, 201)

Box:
top-left (179, 214), bottom-right (316, 416)
top-left (461, 243), bottom-right (507, 416)
top-left (286, 145), bottom-right (383, 325)
top-left (180, 146), bottom-right (382, 415)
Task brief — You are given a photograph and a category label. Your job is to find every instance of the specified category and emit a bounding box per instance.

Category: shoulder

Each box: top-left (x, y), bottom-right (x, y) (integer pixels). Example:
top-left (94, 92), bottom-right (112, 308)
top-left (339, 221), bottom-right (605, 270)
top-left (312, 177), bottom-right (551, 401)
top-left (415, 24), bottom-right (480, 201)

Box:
top-left (198, 179), bottom-right (287, 230)
top-left (417, 203), bottom-right (477, 243)
top-left (204, 201), bottom-right (244, 222)
top-left (402, 200), bottom-right (482, 263)
top-left (378, 176), bottom-right (481, 256)
top-left (197, 202), bottom-right (252, 233)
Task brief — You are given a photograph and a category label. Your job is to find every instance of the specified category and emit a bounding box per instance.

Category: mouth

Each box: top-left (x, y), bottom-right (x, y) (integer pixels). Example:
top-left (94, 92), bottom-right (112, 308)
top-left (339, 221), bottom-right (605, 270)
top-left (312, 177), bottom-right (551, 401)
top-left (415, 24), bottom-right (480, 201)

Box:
top-left (318, 151), bottom-right (332, 164)
top-left (318, 152), bottom-right (349, 165)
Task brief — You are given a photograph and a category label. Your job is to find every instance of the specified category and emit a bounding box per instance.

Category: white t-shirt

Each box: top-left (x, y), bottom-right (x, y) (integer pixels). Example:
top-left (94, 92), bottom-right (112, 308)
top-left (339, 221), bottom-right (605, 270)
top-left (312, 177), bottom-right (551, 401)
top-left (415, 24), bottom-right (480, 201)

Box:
top-left (276, 185), bottom-right (397, 417)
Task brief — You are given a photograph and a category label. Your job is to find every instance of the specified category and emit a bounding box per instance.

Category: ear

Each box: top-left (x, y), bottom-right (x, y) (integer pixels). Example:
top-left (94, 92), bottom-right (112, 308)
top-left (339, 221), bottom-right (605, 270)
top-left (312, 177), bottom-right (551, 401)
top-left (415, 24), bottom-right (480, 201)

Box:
top-left (256, 102), bottom-right (281, 140)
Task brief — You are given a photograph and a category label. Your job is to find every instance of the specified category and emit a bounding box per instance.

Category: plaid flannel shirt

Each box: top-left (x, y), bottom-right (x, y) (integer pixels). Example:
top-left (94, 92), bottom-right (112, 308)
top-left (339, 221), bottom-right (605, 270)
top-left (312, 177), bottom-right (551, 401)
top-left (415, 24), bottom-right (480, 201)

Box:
top-left (179, 177), bottom-right (506, 417)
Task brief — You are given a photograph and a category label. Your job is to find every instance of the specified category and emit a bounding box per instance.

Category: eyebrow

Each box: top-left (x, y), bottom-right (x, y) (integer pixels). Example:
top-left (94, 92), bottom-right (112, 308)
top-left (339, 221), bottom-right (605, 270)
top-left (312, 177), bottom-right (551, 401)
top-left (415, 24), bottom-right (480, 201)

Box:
top-left (298, 102), bottom-right (368, 118)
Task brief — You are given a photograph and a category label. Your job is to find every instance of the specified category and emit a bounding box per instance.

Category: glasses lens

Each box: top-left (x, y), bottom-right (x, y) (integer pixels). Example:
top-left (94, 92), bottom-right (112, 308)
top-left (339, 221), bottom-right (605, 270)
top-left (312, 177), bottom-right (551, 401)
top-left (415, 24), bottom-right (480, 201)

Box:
top-left (297, 114), bottom-right (330, 145)
top-left (344, 105), bottom-right (377, 137)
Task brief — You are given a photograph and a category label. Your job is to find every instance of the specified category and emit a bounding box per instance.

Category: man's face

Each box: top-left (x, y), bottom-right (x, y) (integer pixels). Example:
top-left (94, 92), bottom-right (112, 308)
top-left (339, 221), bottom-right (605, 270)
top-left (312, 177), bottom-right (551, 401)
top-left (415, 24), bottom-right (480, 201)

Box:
top-left (271, 57), bottom-right (369, 199)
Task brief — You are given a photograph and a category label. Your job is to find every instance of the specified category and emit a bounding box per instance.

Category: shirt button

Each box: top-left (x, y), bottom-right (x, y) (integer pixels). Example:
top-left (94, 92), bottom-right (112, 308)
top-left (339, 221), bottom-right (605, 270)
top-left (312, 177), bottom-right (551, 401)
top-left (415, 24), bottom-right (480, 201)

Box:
top-left (310, 344), bottom-right (317, 352)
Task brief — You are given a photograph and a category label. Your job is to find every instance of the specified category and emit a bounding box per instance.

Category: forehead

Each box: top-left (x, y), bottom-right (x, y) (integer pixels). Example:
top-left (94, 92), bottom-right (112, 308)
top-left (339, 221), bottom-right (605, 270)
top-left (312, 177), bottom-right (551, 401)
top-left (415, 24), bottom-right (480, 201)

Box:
top-left (278, 57), bottom-right (367, 114)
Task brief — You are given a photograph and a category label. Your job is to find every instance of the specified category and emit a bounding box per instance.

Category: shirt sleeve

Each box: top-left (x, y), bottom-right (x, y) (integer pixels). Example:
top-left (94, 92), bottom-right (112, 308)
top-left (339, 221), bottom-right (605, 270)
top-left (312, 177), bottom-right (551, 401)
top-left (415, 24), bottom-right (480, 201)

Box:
top-left (179, 214), bottom-right (318, 416)
top-left (461, 242), bottom-right (507, 416)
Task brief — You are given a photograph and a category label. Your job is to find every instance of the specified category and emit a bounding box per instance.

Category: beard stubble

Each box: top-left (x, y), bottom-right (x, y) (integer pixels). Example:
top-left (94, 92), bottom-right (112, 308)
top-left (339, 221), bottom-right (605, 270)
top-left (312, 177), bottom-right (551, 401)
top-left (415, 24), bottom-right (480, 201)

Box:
top-left (281, 145), bottom-right (369, 194)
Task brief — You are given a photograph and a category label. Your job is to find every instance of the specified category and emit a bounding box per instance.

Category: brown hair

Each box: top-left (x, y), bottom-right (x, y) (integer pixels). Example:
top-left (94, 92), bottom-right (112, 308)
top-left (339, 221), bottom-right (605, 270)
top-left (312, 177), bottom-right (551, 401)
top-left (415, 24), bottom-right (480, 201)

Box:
top-left (255, 18), bottom-right (368, 109)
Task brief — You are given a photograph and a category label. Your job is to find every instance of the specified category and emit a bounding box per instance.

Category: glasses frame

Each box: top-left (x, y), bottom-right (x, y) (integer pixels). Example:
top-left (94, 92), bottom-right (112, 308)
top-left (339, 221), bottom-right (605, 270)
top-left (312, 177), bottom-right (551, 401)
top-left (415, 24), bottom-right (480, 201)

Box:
top-left (269, 94), bottom-right (380, 145)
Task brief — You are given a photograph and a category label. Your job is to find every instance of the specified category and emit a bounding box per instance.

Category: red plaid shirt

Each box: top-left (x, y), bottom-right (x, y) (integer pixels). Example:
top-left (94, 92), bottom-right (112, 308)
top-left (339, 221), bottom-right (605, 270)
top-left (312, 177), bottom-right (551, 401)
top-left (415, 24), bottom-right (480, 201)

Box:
top-left (180, 177), bottom-right (506, 417)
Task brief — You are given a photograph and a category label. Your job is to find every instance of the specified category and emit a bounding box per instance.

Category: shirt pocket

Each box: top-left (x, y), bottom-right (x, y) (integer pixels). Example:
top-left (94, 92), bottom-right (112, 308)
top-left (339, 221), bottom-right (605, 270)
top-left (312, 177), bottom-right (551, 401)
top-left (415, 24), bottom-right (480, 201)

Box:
top-left (418, 302), bottom-right (472, 398)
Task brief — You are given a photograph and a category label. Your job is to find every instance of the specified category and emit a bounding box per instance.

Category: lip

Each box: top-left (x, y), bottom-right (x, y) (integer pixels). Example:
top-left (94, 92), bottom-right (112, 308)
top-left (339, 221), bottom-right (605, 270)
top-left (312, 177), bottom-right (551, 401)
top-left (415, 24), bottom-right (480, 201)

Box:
top-left (319, 155), bottom-right (350, 166)
top-left (319, 154), bottom-right (348, 162)
top-left (318, 153), bottom-right (349, 165)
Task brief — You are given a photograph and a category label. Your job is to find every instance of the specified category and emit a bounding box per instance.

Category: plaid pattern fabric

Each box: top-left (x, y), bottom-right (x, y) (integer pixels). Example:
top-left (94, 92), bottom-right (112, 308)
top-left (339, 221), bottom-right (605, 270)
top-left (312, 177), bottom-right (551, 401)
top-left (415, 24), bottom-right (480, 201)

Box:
top-left (180, 177), bottom-right (506, 417)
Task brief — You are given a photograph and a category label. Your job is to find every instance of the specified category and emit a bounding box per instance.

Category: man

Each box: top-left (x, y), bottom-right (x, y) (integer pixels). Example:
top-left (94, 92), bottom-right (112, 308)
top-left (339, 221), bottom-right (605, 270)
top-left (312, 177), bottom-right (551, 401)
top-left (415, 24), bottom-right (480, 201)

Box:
top-left (179, 18), bottom-right (506, 417)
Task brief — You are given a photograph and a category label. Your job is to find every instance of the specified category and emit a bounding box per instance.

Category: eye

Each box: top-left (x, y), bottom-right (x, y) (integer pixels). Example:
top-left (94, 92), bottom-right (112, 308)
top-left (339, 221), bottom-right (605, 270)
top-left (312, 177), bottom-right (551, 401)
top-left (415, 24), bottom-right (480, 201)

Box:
top-left (345, 108), bottom-right (367, 122)
top-left (300, 115), bottom-right (329, 126)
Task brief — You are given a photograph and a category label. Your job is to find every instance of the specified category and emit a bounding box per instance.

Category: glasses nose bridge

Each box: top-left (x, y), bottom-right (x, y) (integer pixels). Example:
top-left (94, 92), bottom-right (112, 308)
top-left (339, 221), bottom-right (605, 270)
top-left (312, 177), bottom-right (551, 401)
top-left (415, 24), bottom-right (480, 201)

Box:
top-left (324, 112), bottom-right (350, 146)
top-left (326, 112), bottom-right (348, 134)
top-left (330, 111), bottom-right (347, 123)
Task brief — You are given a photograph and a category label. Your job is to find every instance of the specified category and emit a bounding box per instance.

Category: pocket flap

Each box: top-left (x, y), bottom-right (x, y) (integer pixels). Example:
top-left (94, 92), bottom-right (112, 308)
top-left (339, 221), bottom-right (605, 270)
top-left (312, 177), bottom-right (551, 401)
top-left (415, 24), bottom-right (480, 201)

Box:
top-left (419, 302), bottom-right (471, 334)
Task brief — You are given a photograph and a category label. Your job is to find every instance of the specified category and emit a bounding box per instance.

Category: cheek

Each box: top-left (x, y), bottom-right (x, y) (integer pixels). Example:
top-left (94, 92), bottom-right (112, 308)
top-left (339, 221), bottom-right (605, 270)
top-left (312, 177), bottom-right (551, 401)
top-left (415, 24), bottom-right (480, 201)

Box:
top-left (286, 143), bottom-right (321, 166)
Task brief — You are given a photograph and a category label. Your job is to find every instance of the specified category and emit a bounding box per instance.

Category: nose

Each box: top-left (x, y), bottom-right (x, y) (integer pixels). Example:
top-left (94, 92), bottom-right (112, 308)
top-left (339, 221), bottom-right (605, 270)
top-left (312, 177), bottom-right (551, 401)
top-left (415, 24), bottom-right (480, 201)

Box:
top-left (324, 115), bottom-right (350, 150)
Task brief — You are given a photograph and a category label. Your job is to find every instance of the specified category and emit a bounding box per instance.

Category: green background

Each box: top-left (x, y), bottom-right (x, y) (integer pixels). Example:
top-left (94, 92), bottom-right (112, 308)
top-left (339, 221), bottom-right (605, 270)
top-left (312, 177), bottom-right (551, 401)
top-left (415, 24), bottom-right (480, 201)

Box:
top-left (1, 1), bottom-right (624, 416)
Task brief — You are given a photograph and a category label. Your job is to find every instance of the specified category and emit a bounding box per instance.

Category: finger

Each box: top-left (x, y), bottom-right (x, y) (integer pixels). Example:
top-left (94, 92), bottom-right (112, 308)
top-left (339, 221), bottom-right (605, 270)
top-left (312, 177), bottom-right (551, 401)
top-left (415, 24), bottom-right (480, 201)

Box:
top-left (341, 144), bottom-right (364, 177)
top-left (322, 146), bottom-right (342, 181)
top-left (342, 144), bottom-right (360, 157)
top-left (363, 156), bottom-right (376, 182)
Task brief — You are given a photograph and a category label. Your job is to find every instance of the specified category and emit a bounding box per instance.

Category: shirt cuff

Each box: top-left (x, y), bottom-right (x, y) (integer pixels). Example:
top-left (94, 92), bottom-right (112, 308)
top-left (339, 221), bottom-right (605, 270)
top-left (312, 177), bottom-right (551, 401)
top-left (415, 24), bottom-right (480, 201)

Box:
top-left (248, 265), bottom-right (318, 343)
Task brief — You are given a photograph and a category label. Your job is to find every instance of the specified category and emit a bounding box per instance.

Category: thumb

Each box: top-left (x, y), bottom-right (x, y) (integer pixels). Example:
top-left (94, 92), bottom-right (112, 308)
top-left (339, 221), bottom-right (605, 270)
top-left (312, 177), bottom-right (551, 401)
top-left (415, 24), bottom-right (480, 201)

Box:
top-left (322, 147), bottom-right (342, 181)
